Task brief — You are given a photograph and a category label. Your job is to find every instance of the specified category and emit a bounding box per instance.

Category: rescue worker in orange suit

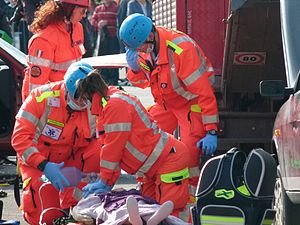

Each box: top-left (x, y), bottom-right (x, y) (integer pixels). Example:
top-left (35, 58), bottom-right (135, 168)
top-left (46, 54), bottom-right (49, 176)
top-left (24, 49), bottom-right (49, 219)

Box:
top-left (72, 64), bottom-right (191, 221)
top-left (22, 0), bottom-right (89, 102)
top-left (11, 62), bottom-right (100, 225)
top-left (119, 14), bottom-right (219, 201)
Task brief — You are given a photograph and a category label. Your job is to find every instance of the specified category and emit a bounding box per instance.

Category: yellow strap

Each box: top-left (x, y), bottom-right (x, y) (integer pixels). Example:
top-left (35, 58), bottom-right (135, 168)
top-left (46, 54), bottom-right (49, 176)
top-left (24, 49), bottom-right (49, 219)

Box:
top-left (47, 119), bottom-right (64, 127)
top-left (139, 62), bottom-right (150, 71)
top-left (17, 160), bottom-right (21, 176)
top-left (166, 40), bottom-right (183, 55)
top-left (191, 104), bottom-right (202, 112)
top-left (23, 177), bottom-right (32, 189)
top-left (36, 90), bottom-right (60, 103)
top-left (160, 167), bottom-right (189, 183)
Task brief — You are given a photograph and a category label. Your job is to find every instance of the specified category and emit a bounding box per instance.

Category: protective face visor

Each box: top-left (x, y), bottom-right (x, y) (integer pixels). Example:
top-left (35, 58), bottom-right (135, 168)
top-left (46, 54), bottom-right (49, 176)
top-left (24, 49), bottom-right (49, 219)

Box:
top-left (66, 91), bottom-right (89, 111)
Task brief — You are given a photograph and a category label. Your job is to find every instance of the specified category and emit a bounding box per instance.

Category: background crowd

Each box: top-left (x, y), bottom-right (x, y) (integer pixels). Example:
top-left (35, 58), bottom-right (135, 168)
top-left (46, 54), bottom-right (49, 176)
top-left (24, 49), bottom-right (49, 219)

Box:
top-left (0, 0), bottom-right (154, 85)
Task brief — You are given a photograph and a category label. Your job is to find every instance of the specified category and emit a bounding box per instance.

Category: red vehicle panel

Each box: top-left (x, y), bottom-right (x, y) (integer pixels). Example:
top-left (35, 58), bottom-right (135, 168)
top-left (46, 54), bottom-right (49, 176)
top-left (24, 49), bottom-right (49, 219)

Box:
top-left (153, 0), bottom-right (228, 75)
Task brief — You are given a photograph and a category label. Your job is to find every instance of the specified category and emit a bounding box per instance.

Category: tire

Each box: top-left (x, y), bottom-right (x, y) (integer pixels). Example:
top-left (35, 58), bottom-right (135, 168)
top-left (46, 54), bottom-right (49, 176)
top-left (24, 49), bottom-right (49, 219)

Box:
top-left (273, 178), bottom-right (284, 225)
top-left (273, 178), bottom-right (300, 225)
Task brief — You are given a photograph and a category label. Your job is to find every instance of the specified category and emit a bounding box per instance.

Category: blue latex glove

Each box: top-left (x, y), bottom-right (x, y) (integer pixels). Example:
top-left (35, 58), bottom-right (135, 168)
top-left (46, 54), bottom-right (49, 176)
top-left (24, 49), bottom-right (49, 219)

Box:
top-left (43, 162), bottom-right (70, 192)
top-left (197, 134), bottom-right (218, 156)
top-left (82, 179), bottom-right (112, 198)
top-left (125, 48), bottom-right (140, 72)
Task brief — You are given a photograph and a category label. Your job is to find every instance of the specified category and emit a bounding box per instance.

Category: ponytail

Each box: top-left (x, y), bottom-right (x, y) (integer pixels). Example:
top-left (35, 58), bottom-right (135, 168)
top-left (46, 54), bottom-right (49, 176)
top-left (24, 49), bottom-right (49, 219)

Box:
top-left (76, 70), bottom-right (108, 101)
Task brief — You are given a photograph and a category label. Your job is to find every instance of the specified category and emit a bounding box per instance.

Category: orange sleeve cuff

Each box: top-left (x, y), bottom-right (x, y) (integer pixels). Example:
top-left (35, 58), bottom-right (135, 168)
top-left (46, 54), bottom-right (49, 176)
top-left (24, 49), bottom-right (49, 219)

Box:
top-left (204, 124), bottom-right (218, 132)
top-left (100, 169), bottom-right (121, 186)
top-left (26, 153), bottom-right (47, 169)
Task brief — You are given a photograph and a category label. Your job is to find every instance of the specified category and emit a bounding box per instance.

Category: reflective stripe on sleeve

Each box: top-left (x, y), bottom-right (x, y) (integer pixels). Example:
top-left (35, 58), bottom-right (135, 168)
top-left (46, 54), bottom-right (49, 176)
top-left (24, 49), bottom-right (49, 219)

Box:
top-left (171, 35), bottom-right (215, 86)
top-left (137, 131), bottom-right (169, 176)
top-left (109, 93), bottom-right (168, 176)
top-left (16, 109), bottom-right (39, 126)
top-left (29, 83), bottom-right (43, 92)
top-left (33, 104), bottom-right (51, 143)
top-left (28, 56), bottom-right (52, 67)
top-left (28, 56), bottom-right (78, 71)
top-left (125, 142), bottom-right (147, 162)
top-left (100, 159), bottom-right (119, 170)
top-left (87, 107), bottom-right (97, 137)
top-left (110, 94), bottom-right (160, 134)
top-left (168, 49), bottom-right (197, 101)
top-left (182, 64), bottom-right (206, 86)
top-left (22, 146), bottom-right (39, 163)
top-left (202, 114), bottom-right (219, 124)
top-left (104, 123), bottom-right (132, 133)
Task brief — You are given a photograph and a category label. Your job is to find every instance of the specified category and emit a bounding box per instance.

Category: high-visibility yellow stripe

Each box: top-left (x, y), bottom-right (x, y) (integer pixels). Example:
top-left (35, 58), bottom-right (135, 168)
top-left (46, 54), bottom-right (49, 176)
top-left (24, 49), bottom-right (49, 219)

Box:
top-left (191, 104), bottom-right (202, 112)
top-left (102, 97), bottom-right (108, 107)
top-left (36, 90), bottom-right (60, 102)
top-left (139, 62), bottom-right (150, 71)
top-left (160, 167), bottom-right (189, 183)
top-left (47, 119), bottom-right (64, 127)
top-left (23, 177), bottom-right (32, 189)
top-left (201, 215), bottom-right (245, 223)
top-left (262, 219), bottom-right (273, 225)
top-left (166, 40), bottom-right (183, 55)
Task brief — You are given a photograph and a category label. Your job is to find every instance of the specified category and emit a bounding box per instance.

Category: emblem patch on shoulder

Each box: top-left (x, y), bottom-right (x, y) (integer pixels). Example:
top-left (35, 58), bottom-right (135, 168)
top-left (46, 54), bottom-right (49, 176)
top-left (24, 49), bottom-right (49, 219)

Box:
top-left (30, 66), bottom-right (42, 78)
top-left (161, 83), bottom-right (168, 88)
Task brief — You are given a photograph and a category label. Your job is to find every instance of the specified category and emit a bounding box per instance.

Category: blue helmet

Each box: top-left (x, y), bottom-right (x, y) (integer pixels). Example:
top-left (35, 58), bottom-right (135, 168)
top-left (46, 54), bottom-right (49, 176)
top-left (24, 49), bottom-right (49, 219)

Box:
top-left (119, 13), bottom-right (153, 49)
top-left (64, 61), bottom-right (94, 98)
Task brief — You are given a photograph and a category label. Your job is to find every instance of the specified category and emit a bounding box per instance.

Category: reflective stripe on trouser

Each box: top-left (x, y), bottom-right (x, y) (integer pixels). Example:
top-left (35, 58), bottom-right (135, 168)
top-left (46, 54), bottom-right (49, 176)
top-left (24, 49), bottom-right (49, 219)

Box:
top-left (140, 140), bottom-right (190, 222)
top-left (148, 102), bottom-right (205, 196)
top-left (19, 139), bottom-right (100, 224)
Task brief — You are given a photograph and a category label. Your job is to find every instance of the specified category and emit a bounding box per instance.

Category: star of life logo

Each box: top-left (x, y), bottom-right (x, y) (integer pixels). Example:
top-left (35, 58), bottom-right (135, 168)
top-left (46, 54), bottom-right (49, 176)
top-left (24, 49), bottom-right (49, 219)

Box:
top-left (42, 124), bottom-right (62, 140)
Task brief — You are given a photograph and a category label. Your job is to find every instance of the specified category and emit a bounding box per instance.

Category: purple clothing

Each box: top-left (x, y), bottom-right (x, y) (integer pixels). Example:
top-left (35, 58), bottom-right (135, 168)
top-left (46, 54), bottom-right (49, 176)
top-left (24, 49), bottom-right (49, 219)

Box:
top-left (73, 189), bottom-right (190, 225)
top-left (98, 189), bottom-right (158, 212)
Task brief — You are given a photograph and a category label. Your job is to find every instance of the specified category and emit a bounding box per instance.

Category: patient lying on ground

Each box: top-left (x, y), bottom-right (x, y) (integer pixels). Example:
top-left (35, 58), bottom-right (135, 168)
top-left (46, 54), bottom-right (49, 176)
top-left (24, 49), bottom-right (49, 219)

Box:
top-left (71, 189), bottom-right (189, 225)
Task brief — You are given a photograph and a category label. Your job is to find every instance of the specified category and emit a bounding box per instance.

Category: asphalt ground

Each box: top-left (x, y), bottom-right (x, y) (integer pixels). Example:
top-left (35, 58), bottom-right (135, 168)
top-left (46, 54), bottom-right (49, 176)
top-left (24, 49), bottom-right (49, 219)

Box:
top-left (0, 85), bottom-right (153, 223)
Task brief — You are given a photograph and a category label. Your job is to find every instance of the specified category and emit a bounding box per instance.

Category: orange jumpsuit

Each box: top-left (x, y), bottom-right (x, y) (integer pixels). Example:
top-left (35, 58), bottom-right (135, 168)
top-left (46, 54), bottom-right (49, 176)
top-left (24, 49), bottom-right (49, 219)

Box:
top-left (22, 22), bottom-right (85, 101)
top-left (94, 87), bottom-right (190, 220)
top-left (127, 26), bottom-right (219, 198)
top-left (12, 81), bottom-right (99, 225)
